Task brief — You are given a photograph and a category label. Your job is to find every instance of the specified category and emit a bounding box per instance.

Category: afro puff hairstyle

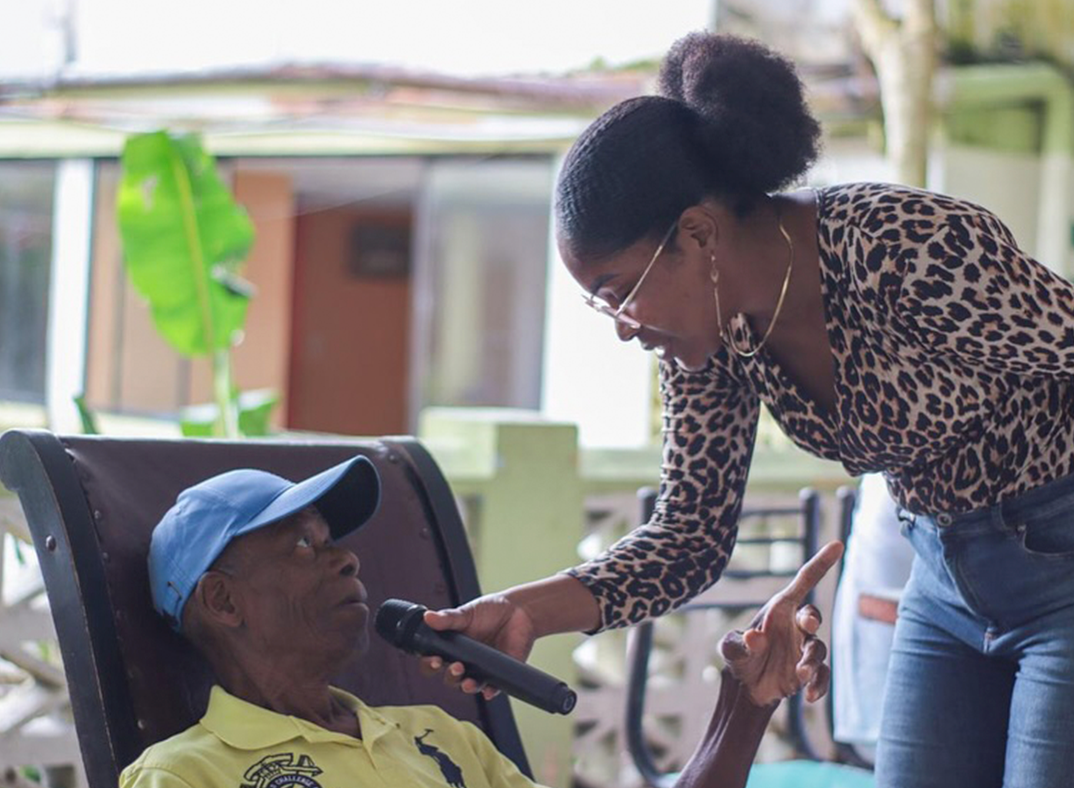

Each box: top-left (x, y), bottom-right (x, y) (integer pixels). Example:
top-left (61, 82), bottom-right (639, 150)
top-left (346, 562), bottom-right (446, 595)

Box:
top-left (555, 32), bottom-right (821, 263)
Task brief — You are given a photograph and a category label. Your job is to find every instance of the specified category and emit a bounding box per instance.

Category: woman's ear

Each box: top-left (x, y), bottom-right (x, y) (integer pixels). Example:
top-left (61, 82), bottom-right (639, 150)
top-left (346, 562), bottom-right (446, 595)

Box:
top-left (677, 205), bottom-right (719, 253)
top-left (194, 570), bottom-right (244, 630)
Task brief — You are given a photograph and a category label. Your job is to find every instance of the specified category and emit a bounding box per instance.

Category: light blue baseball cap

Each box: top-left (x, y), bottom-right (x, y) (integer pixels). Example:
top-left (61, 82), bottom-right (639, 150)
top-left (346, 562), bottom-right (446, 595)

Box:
top-left (148, 456), bottom-right (380, 632)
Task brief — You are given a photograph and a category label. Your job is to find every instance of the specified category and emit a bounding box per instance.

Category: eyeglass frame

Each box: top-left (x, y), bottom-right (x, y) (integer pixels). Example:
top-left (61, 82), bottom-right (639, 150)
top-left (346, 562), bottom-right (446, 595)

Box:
top-left (580, 220), bottom-right (678, 331)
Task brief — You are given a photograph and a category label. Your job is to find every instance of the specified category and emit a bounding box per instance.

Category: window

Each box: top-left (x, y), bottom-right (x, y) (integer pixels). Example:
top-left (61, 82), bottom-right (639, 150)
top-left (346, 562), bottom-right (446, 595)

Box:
top-left (411, 157), bottom-right (554, 416)
top-left (0, 161), bottom-right (54, 403)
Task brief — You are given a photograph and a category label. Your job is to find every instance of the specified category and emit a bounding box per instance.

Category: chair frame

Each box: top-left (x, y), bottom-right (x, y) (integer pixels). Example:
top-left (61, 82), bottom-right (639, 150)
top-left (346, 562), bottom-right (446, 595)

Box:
top-left (0, 429), bottom-right (529, 787)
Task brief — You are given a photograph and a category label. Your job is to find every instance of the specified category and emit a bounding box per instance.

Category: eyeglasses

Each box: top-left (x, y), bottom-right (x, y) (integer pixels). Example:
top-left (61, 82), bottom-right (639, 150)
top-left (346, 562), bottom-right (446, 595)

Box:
top-left (581, 221), bottom-right (677, 331)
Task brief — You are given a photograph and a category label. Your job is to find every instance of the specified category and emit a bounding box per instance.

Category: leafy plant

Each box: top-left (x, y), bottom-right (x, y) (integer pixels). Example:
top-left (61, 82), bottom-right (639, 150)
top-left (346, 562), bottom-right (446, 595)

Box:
top-left (116, 131), bottom-right (267, 437)
top-left (73, 393), bottom-right (99, 435)
top-left (179, 389), bottom-right (280, 437)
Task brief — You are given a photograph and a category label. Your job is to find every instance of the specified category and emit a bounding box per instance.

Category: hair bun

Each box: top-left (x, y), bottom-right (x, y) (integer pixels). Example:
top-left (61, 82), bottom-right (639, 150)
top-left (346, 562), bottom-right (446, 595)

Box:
top-left (658, 32), bottom-right (821, 194)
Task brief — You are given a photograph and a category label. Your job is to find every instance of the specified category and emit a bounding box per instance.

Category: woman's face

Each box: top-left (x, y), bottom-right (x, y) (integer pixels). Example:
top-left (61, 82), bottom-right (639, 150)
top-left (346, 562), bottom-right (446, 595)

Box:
top-left (559, 217), bottom-right (722, 372)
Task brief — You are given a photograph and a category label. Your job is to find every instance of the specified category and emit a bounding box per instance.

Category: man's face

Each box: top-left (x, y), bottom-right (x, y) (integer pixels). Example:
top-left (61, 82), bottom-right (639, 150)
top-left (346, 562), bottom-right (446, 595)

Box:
top-left (224, 507), bottom-right (370, 667)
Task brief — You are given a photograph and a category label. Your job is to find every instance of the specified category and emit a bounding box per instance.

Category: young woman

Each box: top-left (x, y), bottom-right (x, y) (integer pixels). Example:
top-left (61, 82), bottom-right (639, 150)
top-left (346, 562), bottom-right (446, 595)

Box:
top-left (426, 31), bottom-right (1074, 788)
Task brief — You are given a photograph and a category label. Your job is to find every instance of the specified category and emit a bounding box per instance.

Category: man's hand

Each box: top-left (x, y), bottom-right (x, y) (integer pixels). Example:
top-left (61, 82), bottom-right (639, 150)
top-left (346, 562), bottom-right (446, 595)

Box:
top-left (718, 541), bottom-right (844, 707)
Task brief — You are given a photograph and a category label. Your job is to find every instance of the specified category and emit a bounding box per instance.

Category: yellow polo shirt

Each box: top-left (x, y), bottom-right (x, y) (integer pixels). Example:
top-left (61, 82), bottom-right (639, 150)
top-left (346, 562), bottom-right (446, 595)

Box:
top-left (119, 685), bottom-right (544, 788)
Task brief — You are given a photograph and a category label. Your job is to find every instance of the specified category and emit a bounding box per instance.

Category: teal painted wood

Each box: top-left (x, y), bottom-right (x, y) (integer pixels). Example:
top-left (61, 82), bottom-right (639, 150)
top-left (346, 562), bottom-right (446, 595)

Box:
top-left (746, 760), bottom-right (875, 788)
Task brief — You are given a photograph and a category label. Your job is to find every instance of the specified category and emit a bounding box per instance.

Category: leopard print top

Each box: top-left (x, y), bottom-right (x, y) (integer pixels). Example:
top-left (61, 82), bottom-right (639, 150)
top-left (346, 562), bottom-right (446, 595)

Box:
top-left (567, 182), bottom-right (1074, 632)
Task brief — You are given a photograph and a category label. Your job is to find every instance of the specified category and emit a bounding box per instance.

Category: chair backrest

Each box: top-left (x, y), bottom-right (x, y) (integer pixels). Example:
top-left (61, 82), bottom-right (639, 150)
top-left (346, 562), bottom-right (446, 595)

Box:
top-left (624, 487), bottom-right (829, 788)
top-left (0, 430), bottom-right (529, 788)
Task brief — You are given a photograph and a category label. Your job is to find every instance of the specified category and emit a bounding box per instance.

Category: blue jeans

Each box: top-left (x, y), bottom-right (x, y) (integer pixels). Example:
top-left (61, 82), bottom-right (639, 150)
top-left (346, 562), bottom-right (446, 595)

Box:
top-left (875, 472), bottom-right (1074, 788)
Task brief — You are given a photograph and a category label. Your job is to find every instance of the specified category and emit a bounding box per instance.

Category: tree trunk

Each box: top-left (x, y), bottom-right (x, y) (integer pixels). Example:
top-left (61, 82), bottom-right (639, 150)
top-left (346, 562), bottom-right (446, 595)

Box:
top-left (852, 0), bottom-right (937, 188)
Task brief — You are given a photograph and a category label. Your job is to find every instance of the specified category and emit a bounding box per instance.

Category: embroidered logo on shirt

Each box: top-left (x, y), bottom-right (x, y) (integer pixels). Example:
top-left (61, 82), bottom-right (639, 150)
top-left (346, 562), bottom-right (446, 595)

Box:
top-left (414, 729), bottom-right (466, 788)
top-left (241, 753), bottom-right (324, 788)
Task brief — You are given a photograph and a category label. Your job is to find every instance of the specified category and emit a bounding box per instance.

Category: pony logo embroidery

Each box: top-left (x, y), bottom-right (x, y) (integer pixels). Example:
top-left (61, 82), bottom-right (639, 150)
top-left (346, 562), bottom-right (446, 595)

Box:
top-left (241, 753), bottom-right (324, 788)
top-left (414, 729), bottom-right (467, 787)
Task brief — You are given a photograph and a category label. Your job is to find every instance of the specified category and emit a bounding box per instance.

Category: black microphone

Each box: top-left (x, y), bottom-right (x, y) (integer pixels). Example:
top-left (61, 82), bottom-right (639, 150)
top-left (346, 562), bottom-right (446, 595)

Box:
top-left (375, 598), bottom-right (577, 715)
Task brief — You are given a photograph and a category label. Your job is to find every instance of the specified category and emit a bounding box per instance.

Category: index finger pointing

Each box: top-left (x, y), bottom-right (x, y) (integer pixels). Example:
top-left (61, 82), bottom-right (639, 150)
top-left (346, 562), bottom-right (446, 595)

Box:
top-left (780, 541), bottom-right (844, 604)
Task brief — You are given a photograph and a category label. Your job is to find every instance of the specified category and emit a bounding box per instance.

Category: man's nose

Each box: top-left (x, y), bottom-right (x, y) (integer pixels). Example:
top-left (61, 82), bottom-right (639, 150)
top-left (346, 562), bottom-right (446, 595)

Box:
top-left (333, 546), bottom-right (360, 577)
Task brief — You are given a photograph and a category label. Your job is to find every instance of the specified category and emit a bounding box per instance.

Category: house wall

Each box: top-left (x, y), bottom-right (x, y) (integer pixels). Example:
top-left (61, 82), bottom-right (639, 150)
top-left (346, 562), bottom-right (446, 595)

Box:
top-left (236, 170), bottom-right (296, 422)
top-left (84, 166), bottom-right (120, 409)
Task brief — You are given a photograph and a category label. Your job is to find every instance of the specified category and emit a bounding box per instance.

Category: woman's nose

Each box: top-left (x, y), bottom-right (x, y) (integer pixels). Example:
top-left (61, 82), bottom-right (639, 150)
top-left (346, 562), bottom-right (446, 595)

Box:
top-left (616, 319), bottom-right (641, 343)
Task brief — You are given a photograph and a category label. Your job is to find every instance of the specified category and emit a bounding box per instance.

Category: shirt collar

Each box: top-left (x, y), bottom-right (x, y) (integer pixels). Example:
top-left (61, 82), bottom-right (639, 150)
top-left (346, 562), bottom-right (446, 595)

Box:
top-left (200, 685), bottom-right (398, 751)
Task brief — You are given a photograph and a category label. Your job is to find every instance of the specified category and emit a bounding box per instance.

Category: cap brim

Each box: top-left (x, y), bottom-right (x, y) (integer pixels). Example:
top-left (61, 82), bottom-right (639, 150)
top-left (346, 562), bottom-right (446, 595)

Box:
top-left (244, 456), bottom-right (381, 539)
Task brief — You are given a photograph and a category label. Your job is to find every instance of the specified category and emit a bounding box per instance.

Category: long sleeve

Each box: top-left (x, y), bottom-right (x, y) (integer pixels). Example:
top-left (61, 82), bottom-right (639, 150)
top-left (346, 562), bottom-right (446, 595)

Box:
top-left (822, 185), bottom-right (1074, 511)
top-left (566, 352), bottom-right (761, 632)
top-left (892, 209), bottom-right (1074, 378)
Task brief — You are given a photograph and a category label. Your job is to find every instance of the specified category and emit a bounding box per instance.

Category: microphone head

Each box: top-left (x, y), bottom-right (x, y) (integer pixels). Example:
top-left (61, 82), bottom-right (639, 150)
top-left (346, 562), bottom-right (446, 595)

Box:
top-left (374, 598), bottom-right (426, 648)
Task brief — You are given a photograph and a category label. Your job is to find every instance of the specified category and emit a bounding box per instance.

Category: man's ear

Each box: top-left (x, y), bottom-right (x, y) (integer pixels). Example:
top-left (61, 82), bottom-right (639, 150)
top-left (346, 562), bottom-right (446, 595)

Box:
top-left (193, 570), bottom-right (244, 630)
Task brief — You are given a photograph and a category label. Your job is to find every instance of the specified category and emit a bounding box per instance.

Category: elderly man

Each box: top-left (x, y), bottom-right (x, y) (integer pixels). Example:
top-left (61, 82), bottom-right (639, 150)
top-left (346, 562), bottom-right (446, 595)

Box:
top-left (121, 457), bottom-right (840, 788)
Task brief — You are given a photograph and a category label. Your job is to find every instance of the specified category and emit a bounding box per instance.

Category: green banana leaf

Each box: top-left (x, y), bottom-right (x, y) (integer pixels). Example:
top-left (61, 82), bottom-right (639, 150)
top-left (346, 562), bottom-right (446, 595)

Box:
top-left (116, 131), bottom-right (254, 356)
top-left (179, 388), bottom-right (280, 438)
top-left (73, 393), bottom-right (100, 434)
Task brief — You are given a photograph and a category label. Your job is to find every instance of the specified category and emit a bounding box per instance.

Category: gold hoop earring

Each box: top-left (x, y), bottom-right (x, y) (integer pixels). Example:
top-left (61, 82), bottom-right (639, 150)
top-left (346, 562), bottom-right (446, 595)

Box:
top-left (711, 253), bottom-right (731, 345)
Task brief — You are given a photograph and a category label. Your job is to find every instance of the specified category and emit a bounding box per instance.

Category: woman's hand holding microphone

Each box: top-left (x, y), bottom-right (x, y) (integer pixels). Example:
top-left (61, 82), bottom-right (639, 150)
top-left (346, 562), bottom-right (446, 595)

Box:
top-left (419, 541), bottom-right (843, 709)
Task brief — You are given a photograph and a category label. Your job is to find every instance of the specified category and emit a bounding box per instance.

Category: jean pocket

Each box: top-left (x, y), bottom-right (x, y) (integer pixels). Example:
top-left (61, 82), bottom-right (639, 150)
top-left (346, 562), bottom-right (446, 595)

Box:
top-left (1015, 515), bottom-right (1074, 559)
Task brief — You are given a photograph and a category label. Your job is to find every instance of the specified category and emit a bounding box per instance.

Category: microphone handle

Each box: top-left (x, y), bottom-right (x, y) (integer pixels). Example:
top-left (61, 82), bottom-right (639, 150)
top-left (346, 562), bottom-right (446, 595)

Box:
top-left (410, 624), bottom-right (576, 715)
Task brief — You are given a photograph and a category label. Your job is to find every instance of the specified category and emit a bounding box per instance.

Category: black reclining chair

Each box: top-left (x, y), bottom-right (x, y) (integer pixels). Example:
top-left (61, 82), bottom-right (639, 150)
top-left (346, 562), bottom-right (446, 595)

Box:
top-left (0, 430), bottom-right (530, 788)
